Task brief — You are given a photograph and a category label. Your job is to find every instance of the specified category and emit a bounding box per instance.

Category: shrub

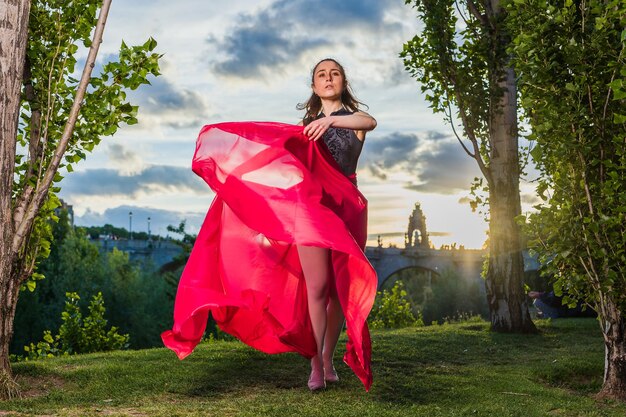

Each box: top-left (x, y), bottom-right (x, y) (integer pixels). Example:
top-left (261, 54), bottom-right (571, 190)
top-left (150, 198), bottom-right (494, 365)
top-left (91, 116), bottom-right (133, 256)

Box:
top-left (369, 281), bottom-right (424, 329)
top-left (21, 292), bottom-right (129, 361)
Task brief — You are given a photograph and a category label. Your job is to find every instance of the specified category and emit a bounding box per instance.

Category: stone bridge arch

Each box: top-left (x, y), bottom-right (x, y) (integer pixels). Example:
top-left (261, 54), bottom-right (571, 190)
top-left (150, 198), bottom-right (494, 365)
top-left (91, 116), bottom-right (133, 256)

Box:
top-left (365, 246), bottom-right (539, 290)
top-left (364, 247), bottom-right (483, 288)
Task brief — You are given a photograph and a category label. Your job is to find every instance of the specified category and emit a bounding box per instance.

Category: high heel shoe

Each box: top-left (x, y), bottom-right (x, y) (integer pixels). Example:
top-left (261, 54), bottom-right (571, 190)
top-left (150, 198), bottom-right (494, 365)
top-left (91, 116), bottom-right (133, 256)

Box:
top-left (308, 368), bottom-right (326, 392)
top-left (324, 367), bottom-right (339, 383)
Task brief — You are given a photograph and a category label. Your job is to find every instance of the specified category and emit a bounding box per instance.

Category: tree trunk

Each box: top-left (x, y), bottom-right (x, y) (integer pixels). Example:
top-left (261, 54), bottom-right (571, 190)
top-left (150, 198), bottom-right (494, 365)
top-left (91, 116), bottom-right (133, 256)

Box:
top-left (485, 64), bottom-right (536, 333)
top-left (0, 268), bottom-right (20, 399)
top-left (0, 0), bottom-right (32, 399)
top-left (598, 298), bottom-right (626, 400)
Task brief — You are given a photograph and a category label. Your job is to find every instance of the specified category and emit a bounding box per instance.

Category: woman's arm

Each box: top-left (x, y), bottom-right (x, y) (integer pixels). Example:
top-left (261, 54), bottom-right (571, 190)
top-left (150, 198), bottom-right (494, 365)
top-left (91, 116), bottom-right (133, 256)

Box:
top-left (328, 111), bottom-right (377, 131)
top-left (303, 111), bottom-right (377, 142)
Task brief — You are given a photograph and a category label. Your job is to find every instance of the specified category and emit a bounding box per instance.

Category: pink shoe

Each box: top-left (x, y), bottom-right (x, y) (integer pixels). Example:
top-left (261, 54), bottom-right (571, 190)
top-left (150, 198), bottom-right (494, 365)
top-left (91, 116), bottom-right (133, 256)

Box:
top-left (308, 368), bottom-right (326, 391)
top-left (324, 367), bottom-right (339, 383)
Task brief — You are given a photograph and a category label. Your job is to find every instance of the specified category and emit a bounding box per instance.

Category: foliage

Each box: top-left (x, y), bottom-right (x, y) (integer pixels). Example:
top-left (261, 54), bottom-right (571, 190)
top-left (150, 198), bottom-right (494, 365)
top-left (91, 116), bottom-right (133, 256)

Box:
top-left (12, 211), bottom-right (172, 353)
top-left (401, 0), bottom-right (492, 145)
top-left (15, 0), bottom-right (161, 293)
top-left (400, 0), bottom-right (510, 201)
top-left (383, 269), bottom-right (488, 325)
top-left (82, 224), bottom-right (153, 241)
top-left (160, 221), bottom-right (197, 300)
top-left (20, 331), bottom-right (61, 361)
top-left (509, 0), bottom-right (626, 311)
top-left (369, 281), bottom-right (423, 329)
top-left (424, 270), bottom-right (488, 325)
top-left (21, 291), bottom-right (128, 361)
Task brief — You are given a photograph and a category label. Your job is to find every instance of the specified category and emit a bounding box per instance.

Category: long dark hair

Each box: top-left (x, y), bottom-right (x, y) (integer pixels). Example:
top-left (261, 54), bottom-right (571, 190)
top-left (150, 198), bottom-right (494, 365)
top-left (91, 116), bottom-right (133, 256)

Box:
top-left (296, 58), bottom-right (367, 126)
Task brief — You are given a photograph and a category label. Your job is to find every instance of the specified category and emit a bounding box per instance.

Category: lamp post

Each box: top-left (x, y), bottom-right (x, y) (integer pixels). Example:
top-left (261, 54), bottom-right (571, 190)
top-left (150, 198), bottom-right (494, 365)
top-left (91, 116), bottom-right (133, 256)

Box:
top-left (129, 211), bottom-right (133, 241)
top-left (147, 216), bottom-right (151, 241)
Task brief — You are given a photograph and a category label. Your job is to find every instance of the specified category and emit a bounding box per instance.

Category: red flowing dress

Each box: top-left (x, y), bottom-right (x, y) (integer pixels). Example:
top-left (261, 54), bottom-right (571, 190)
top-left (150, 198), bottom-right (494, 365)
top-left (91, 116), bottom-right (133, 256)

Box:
top-left (161, 119), bottom-right (377, 390)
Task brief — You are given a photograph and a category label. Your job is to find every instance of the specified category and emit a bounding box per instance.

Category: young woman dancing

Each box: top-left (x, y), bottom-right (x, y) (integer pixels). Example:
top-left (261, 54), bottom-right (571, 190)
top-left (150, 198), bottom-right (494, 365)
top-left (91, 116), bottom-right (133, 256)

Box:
top-left (296, 58), bottom-right (376, 390)
top-left (162, 58), bottom-right (378, 392)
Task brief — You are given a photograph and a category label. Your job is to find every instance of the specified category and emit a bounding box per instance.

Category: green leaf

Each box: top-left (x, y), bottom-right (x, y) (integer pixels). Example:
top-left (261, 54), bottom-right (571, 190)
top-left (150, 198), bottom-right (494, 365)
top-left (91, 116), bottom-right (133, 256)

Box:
top-left (143, 37), bottom-right (158, 51)
top-left (613, 113), bottom-right (626, 124)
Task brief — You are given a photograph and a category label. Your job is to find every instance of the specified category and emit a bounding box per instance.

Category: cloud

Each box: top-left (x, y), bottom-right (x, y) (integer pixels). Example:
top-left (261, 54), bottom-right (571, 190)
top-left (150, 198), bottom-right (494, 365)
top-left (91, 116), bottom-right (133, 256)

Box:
top-left (129, 76), bottom-right (211, 129)
top-left (405, 139), bottom-right (479, 193)
top-left (360, 131), bottom-right (481, 194)
top-left (521, 193), bottom-right (541, 205)
top-left (213, 13), bottom-right (329, 78)
top-left (75, 205), bottom-right (207, 235)
top-left (62, 165), bottom-right (206, 198)
top-left (107, 143), bottom-right (144, 174)
top-left (211, 0), bottom-right (403, 78)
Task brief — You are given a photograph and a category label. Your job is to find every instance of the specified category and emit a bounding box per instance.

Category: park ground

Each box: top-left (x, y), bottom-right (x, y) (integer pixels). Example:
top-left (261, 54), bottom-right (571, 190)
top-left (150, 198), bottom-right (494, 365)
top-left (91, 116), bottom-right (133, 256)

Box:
top-left (2, 318), bottom-right (626, 417)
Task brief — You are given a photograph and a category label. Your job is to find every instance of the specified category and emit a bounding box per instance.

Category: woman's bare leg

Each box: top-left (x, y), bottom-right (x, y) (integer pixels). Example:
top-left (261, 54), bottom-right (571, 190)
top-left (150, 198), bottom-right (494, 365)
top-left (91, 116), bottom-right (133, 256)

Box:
top-left (323, 284), bottom-right (344, 380)
top-left (297, 245), bottom-right (330, 388)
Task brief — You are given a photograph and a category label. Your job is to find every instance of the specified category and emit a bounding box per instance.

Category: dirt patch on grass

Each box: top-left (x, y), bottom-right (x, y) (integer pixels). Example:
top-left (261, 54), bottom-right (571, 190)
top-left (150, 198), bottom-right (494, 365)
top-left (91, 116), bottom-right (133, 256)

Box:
top-left (15, 373), bottom-right (66, 399)
top-left (95, 408), bottom-right (148, 416)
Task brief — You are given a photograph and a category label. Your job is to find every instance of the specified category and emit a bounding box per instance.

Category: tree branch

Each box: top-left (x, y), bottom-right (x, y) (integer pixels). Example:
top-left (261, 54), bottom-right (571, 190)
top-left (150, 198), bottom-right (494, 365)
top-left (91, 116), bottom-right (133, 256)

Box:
top-left (12, 0), bottom-right (113, 256)
top-left (452, 86), bottom-right (493, 185)
top-left (14, 56), bottom-right (41, 230)
top-left (446, 101), bottom-right (476, 158)
top-left (466, 0), bottom-right (489, 27)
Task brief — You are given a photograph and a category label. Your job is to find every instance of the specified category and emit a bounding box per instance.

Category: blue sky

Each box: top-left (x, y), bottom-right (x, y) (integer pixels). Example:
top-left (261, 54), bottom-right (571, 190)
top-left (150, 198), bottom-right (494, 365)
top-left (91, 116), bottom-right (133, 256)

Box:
top-left (59, 0), bottom-right (539, 248)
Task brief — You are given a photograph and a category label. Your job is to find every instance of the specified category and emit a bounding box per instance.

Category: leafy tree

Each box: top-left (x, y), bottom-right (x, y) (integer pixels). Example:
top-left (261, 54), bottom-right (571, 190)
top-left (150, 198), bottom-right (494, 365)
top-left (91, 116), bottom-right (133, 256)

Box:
top-left (401, 0), bottom-right (536, 333)
top-left (160, 221), bottom-right (196, 299)
top-left (0, 0), bottom-right (160, 397)
top-left (509, 0), bottom-right (626, 400)
top-left (13, 218), bottom-right (173, 353)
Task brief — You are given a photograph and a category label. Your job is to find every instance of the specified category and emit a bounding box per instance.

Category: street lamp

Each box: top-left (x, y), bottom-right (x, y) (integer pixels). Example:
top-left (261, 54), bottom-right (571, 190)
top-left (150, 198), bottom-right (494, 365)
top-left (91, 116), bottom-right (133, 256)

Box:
top-left (129, 211), bottom-right (133, 241)
top-left (147, 216), bottom-right (151, 241)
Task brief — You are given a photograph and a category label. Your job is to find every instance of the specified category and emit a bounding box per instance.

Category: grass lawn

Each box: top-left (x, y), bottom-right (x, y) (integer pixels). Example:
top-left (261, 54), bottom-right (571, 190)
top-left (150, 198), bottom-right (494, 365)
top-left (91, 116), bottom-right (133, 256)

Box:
top-left (2, 318), bottom-right (625, 416)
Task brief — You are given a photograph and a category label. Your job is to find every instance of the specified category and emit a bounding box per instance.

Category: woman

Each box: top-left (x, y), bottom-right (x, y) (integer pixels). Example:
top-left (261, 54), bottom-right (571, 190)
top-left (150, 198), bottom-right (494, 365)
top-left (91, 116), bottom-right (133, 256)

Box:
top-left (162, 58), bottom-right (378, 392)
top-left (296, 58), bottom-right (376, 390)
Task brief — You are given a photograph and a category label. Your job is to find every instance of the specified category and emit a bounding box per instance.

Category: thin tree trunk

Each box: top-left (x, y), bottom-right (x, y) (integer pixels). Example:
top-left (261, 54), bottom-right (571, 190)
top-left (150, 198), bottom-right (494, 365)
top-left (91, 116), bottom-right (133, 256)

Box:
top-left (0, 0), bottom-right (32, 399)
top-left (0, 269), bottom-right (20, 399)
top-left (485, 65), bottom-right (536, 333)
top-left (598, 297), bottom-right (626, 400)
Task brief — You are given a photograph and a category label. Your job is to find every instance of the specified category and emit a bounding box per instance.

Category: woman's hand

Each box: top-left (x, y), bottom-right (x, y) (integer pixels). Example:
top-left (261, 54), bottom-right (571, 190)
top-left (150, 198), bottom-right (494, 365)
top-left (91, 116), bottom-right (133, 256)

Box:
top-left (303, 116), bottom-right (335, 141)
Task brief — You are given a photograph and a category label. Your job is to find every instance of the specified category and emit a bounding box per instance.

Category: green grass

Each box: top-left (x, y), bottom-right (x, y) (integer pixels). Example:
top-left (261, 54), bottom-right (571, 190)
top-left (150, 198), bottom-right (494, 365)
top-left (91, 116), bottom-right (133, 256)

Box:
top-left (2, 318), bottom-right (625, 416)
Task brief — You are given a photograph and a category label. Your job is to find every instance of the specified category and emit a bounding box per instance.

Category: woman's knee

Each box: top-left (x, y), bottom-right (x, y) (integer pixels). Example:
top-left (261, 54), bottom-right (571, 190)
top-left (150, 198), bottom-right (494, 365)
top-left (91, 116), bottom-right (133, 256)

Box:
top-left (306, 278), bottom-right (329, 301)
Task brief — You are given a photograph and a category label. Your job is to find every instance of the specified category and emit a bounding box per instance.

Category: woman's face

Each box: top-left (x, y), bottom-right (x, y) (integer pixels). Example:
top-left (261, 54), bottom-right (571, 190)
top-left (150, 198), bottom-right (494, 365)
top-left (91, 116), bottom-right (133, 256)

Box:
top-left (311, 60), bottom-right (345, 100)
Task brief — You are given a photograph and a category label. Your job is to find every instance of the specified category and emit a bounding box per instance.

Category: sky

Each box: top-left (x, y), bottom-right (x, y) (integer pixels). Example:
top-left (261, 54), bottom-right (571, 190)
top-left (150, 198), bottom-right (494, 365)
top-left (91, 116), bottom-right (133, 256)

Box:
top-left (59, 0), bottom-right (540, 249)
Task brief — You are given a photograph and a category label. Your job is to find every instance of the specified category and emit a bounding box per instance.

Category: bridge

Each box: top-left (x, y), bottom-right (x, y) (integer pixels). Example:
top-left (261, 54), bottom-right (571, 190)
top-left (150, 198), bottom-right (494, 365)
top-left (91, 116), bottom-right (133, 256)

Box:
top-left (363, 203), bottom-right (540, 288)
top-left (364, 245), bottom-right (540, 288)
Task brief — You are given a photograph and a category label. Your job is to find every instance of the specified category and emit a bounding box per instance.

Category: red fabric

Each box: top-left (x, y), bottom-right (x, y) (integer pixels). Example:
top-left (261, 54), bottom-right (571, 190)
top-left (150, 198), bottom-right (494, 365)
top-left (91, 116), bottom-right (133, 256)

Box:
top-left (161, 122), bottom-right (377, 390)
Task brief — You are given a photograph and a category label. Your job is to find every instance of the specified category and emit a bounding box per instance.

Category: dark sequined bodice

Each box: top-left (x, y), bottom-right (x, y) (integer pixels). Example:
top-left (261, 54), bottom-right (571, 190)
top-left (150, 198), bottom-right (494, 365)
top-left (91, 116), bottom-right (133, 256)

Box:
top-left (316, 109), bottom-right (364, 177)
